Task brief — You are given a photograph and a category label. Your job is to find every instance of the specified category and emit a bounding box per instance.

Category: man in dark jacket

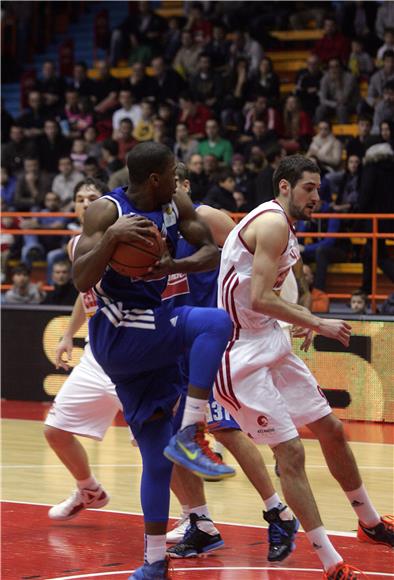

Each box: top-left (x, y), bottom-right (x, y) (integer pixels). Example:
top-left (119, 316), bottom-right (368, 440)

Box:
top-left (42, 260), bottom-right (78, 305)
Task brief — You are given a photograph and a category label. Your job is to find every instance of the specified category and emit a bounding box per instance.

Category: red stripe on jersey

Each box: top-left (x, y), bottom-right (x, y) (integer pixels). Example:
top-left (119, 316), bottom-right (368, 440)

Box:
top-left (224, 327), bottom-right (241, 410)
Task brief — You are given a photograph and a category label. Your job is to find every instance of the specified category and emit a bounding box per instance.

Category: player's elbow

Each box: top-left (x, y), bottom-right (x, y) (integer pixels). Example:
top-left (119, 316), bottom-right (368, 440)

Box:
top-left (251, 292), bottom-right (272, 314)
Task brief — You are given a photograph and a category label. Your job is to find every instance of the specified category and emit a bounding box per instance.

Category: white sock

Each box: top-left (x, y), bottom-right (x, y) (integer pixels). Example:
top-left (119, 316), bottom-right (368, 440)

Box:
top-left (190, 506), bottom-right (219, 535)
top-left (77, 475), bottom-right (99, 490)
top-left (144, 534), bottom-right (166, 564)
top-left (264, 493), bottom-right (282, 512)
top-left (213, 440), bottom-right (225, 455)
top-left (180, 504), bottom-right (190, 518)
top-left (190, 504), bottom-right (211, 519)
top-left (181, 396), bottom-right (207, 428)
top-left (345, 484), bottom-right (380, 527)
top-left (306, 526), bottom-right (342, 571)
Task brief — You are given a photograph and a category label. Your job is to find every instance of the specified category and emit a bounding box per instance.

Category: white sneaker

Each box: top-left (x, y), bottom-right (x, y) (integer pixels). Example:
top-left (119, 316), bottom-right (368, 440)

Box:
top-left (48, 485), bottom-right (110, 520)
top-left (166, 514), bottom-right (190, 543)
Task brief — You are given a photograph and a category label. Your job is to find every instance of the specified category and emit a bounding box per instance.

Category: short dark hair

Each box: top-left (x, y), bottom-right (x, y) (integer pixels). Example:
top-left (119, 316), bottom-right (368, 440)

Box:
top-left (176, 162), bottom-right (189, 181)
top-left (12, 264), bottom-right (30, 276)
top-left (126, 142), bottom-right (174, 184)
top-left (102, 139), bottom-right (119, 156)
top-left (265, 143), bottom-right (283, 164)
top-left (383, 49), bottom-right (394, 59)
top-left (74, 177), bottom-right (108, 199)
top-left (84, 156), bottom-right (99, 166)
top-left (215, 167), bottom-right (234, 184)
top-left (273, 155), bottom-right (320, 197)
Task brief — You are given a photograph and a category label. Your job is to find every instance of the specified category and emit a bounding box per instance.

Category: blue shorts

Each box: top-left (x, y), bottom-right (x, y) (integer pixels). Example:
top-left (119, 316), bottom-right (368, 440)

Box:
top-left (89, 304), bottom-right (194, 435)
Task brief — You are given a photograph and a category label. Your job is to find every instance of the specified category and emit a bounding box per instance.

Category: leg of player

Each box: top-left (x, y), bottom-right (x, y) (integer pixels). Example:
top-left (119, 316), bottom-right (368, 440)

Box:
top-left (44, 426), bottom-right (109, 519)
top-left (164, 307), bottom-right (236, 481)
top-left (167, 465), bottom-right (223, 558)
top-left (215, 428), bottom-right (299, 562)
top-left (307, 414), bottom-right (394, 548)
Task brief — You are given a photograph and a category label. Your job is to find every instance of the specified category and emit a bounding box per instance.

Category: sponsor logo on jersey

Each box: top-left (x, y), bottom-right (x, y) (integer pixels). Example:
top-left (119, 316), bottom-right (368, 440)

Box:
top-left (257, 415), bottom-right (269, 427)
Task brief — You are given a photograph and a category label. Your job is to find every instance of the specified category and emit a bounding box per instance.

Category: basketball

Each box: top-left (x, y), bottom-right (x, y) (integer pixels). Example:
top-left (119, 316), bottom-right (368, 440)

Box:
top-left (109, 226), bottom-right (165, 277)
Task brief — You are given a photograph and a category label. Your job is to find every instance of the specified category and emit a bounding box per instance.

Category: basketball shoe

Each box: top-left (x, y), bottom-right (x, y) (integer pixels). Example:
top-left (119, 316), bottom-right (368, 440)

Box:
top-left (263, 505), bottom-right (300, 562)
top-left (130, 557), bottom-right (171, 579)
top-left (166, 514), bottom-right (190, 543)
top-left (164, 422), bottom-right (236, 481)
top-left (357, 515), bottom-right (394, 547)
top-left (48, 485), bottom-right (109, 520)
top-left (166, 513), bottom-right (224, 558)
top-left (323, 562), bottom-right (365, 578)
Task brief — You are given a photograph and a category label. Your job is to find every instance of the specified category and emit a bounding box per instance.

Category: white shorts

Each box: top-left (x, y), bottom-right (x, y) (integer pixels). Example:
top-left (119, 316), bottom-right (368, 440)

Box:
top-left (214, 321), bottom-right (331, 446)
top-left (45, 343), bottom-right (123, 440)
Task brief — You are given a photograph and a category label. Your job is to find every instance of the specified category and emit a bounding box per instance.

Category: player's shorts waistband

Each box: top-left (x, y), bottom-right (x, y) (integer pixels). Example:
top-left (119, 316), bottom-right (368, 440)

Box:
top-left (234, 320), bottom-right (278, 339)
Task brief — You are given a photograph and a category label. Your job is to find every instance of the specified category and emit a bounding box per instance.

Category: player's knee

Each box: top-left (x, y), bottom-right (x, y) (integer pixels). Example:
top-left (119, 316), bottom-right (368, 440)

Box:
top-left (275, 437), bottom-right (305, 474)
top-left (44, 425), bottom-right (72, 448)
top-left (209, 308), bottom-right (233, 340)
top-left (324, 415), bottom-right (347, 445)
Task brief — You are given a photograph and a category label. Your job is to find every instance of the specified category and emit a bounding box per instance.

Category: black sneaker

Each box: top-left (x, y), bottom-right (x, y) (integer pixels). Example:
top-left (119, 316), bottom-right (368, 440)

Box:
top-left (166, 513), bottom-right (224, 558)
top-left (357, 515), bottom-right (394, 547)
top-left (263, 505), bottom-right (300, 562)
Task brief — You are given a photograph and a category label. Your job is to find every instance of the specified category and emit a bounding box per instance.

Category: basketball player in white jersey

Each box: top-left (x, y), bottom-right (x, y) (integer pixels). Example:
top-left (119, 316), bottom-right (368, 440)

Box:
top-left (215, 155), bottom-right (393, 579)
top-left (44, 177), bottom-right (122, 520)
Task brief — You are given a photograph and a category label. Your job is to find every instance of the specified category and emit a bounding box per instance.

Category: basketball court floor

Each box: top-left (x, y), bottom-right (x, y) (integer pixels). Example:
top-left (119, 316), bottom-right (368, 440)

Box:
top-left (2, 401), bottom-right (393, 579)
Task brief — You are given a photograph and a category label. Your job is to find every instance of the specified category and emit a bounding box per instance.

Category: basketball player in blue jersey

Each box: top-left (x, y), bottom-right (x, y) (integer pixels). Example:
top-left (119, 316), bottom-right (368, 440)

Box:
top-left (163, 163), bottom-right (299, 562)
top-left (73, 142), bottom-right (235, 580)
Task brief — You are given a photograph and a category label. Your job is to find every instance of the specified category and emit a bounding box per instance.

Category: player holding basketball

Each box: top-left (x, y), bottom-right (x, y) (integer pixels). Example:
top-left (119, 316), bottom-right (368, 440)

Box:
top-left (164, 163), bottom-right (299, 562)
top-left (44, 177), bottom-right (125, 520)
top-left (73, 142), bottom-right (235, 580)
top-left (214, 155), bottom-right (393, 579)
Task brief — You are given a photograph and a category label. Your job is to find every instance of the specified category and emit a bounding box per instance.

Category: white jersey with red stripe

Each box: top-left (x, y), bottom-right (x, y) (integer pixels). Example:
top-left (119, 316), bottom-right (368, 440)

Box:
top-left (218, 200), bottom-right (300, 330)
top-left (70, 235), bottom-right (98, 319)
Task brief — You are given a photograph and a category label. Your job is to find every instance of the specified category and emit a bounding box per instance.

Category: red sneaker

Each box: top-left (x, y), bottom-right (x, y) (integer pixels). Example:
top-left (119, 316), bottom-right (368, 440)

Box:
top-left (323, 562), bottom-right (365, 579)
top-left (357, 515), bottom-right (394, 547)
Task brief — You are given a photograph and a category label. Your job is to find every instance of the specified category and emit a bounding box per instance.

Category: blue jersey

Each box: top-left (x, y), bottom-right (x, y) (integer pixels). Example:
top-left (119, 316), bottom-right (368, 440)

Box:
top-left (97, 186), bottom-right (180, 310)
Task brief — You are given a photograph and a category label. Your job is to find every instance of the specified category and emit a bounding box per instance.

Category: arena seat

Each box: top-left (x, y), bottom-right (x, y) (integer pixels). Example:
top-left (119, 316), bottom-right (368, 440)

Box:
top-left (270, 29), bottom-right (324, 41)
top-left (266, 50), bottom-right (310, 61)
top-left (332, 124), bottom-right (359, 137)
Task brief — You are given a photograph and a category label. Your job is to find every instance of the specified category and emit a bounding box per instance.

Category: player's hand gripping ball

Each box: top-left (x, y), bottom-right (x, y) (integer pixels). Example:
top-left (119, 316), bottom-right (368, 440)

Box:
top-left (110, 225), bottom-right (165, 277)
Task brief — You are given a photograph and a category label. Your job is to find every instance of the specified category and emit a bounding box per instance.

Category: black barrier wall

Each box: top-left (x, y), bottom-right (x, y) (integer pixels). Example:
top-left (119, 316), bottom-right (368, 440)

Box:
top-left (1, 305), bottom-right (394, 422)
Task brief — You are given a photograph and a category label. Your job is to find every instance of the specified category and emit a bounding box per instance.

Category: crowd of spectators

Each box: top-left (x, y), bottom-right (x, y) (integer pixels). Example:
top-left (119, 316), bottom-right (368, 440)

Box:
top-left (1, 0), bottom-right (394, 302)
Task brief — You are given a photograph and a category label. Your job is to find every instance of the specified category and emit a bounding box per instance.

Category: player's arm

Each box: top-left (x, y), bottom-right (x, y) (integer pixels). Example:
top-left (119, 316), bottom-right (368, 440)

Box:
top-left (73, 198), bottom-right (156, 292)
top-left (55, 295), bottom-right (86, 370)
top-left (293, 257), bottom-right (312, 310)
top-left (196, 204), bottom-right (235, 247)
top-left (250, 214), bottom-right (351, 345)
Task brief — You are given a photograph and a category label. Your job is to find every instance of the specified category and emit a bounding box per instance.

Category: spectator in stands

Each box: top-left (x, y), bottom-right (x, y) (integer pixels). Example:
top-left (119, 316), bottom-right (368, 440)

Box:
top-left (1, 126), bottom-right (33, 173)
top-left (240, 118), bottom-right (279, 158)
top-left (350, 290), bottom-right (368, 315)
top-left (342, 1), bottom-right (378, 55)
top-left (348, 38), bottom-right (374, 79)
top-left (358, 143), bottom-right (394, 294)
top-left (313, 17), bottom-right (350, 65)
top-left (151, 118), bottom-right (173, 149)
top-left (246, 145), bottom-right (267, 177)
top-left (198, 119), bottom-right (233, 165)
top-left (91, 61), bottom-right (120, 116)
top-left (1, 99), bottom-right (14, 143)
top-left (62, 92), bottom-right (95, 138)
top-left (378, 120), bottom-right (394, 149)
top-left (203, 167), bottom-right (237, 212)
top-left (157, 102), bottom-right (177, 136)
top-left (35, 59), bottom-right (65, 115)
top-left (288, 2), bottom-right (327, 30)
top-left (52, 156), bottom-right (84, 210)
top-left (70, 139), bottom-right (88, 173)
top-left (302, 264), bottom-right (330, 313)
top-left (14, 157), bottom-right (52, 211)
top-left (366, 50), bottom-right (394, 109)
top-left (346, 116), bottom-right (376, 159)
top-left (279, 95), bottom-right (313, 153)
top-left (0, 198), bottom-right (20, 283)
top-left (1, 166), bottom-right (17, 209)
top-left (243, 94), bottom-right (282, 134)
top-left (306, 121), bottom-right (342, 171)
top-left (220, 57), bottom-right (249, 131)
top-left (20, 191), bottom-right (69, 272)
top-left (68, 62), bottom-right (95, 98)
top-left (295, 55), bottom-right (323, 117)
top-left (315, 58), bottom-right (359, 124)
top-left (37, 119), bottom-right (70, 175)
top-left (188, 53), bottom-right (223, 112)
top-left (231, 153), bottom-right (255, 209)
top-left (3, 264), bottom-right (45, 304)
top-left (101, 139), bottom-right (123, 176)
top-left (298, 199), bottom-right (350, 291)
top-left (187, 153), bottom-right (211, 202)
top-left (246, 57), bottom-right (280, 104)
top-left (372, 81), bottom-right (394, 134)
top-left (83, 126), bottom-right (102, 160)
top-left (173, 123), bottom-right (199, 162)
top-left (125, 62), bottom-right (155, 102)
top-left (108, 165), bottom-right (128, 190)
top-left (41, 260), bottom-right (78, 306)
top-left (127, 31), bottom-right (153, 66)
top-left (205, 22), bottom-right (231, 70)
top-left (115, 118), bottom-right (137, 162)
top-left (17, 90), bottom-right (47, 140)
top-left (233, 190), bottom-right (250, 212)
top-left (133, 99), bottom-right (155, 142)
top-left (375, 1), bottom-right (394, 41)
top-left (150, 56), bottom-right (186, 104)
top-left (185, 2), bottom-right (213, 40)
top-left (178, 92), bottom-right (212, 140)
top-left (377, 28), bottom-right (394, 63)
top-left (330, 154), bottom-right (362, 213)
top-left (82, 157), bottom-right (108, 183)
top-left (162, 16), bottom-right (182, 62)
top-left (254, 143), bottom-right (285, 205)
top-left (173, 30), bottom-right (202, 80)
top-left (229, 30), bottom-right (263, 77)
top-left (112, 89), bottom-right (142, 137)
